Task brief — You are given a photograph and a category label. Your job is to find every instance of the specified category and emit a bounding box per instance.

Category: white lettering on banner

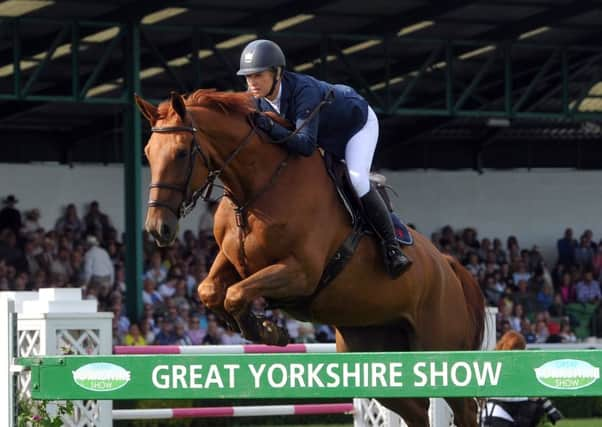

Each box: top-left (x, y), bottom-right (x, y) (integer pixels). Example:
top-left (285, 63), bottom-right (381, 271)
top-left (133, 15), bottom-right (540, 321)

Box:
top-left (205, 364), bottom-right (224, 388)
top-left (173, 365), bottom-right (187, 388)
top-left (389, 362), bottom-right (403, 387)
top-left (190, 365), bottom-right (203, 388)
top-left (307, 363), bottom-right (324, 387)
top-left (224, 364), bottom-right (240, 388)
top-left (249, 364), bottom-right (266, 388)
top-left (343, 363), bottom-right (361, 387)
top-left (326, 363), bottom-right (340, 388)
top-left (451, 362), bottom-right (471, 387)
top-left (413, 361), bottom-right (503, 387)
top-left (474, 362), bottom-right (502, 386)
top-left (153, 365), bottom-right (170, 389)
top-left (151, 361), bottom-right (502, 391)
top-left (152, 364), bottom-right (241, 389)
top-left (268, 364), bottom-right (287, 388)
top-left (290, 363), bottom-right (305, 387)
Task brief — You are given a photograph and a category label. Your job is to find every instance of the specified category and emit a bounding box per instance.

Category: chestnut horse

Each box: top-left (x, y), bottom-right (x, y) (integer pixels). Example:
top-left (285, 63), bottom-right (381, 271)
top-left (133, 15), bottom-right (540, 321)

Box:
top-left (136, 90), bottom-right (485, 426)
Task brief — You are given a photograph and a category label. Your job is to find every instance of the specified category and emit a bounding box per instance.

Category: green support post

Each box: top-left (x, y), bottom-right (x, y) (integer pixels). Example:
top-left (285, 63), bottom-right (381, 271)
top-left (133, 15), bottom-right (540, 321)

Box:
top-left (123, 20), bottom-right (143, 322)
top-left (71, 21), bottom-right (79, 100)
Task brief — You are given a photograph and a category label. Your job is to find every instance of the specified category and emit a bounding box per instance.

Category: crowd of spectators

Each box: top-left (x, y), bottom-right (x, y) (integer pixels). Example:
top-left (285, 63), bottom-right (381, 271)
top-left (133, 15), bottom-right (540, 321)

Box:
top-left (0, 194), bottom-right (332, 347)
top-left (431, 225), bottom-right (602, 343)
top-left (1, 193), bottom-right (600, 348)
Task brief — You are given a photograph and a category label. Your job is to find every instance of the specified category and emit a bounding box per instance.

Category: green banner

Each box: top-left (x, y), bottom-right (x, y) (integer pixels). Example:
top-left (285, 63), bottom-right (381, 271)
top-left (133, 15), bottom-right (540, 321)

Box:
top-left (19, 350), bottom-right (602, 400)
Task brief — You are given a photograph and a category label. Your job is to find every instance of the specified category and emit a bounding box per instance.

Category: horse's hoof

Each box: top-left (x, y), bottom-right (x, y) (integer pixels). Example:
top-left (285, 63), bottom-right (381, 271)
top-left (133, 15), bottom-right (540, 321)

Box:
top-left (261, 320), bottom-right (289, 346)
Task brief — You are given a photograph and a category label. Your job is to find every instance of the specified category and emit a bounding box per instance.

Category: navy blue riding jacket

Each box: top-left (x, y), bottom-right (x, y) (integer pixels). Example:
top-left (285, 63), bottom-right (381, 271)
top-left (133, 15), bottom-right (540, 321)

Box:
top-left (256, 70), bottom-right (369, 159)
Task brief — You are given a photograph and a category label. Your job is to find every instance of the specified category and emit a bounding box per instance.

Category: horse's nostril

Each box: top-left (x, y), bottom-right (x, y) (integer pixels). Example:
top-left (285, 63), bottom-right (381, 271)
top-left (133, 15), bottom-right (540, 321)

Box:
top-left (160, 223), bottom-right (170, 237)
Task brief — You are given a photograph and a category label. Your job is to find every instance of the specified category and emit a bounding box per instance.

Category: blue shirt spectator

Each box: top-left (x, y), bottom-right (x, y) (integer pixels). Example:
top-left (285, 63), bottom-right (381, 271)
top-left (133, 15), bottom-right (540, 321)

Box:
top-left (575, 272), bottom-right (601, 304)
top-left (557, 228), bottom-right (577, 266)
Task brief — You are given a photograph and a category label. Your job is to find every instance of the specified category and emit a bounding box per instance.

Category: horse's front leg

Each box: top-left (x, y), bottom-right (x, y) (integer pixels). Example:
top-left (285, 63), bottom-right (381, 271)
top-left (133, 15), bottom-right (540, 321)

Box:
top-left (224, 257), bottom-right (312, 346)
top-left (197, 250), bottom-right (241, 332)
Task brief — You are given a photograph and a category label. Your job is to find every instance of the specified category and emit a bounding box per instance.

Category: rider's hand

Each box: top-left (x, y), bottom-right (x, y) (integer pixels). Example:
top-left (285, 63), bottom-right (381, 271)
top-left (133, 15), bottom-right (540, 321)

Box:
top-left (253, 113), bottom-right (274, 133)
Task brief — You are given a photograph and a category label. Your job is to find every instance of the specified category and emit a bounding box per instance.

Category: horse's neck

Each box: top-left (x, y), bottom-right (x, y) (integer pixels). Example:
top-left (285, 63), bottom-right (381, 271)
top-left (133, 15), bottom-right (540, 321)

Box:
top-left (192, 107), bottom-right (284, 204)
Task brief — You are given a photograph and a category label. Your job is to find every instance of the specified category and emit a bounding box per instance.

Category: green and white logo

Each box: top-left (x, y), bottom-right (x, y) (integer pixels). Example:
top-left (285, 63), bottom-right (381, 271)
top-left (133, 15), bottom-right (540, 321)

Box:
top-left (72, 363), bottom-right (131, 392)
top-left (534, 359), bottom-right (600, 390)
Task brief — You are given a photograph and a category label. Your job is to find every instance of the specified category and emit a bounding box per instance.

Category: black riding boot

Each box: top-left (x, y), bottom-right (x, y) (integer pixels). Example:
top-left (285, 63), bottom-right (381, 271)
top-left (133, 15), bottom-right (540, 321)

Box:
top-left (361, 188), bottom-right (412, 279)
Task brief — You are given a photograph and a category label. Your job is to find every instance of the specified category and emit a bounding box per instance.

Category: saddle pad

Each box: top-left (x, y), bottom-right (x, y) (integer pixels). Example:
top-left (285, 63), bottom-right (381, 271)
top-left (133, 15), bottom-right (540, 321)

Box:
top-left (391, 213), bottom-right (414, 246)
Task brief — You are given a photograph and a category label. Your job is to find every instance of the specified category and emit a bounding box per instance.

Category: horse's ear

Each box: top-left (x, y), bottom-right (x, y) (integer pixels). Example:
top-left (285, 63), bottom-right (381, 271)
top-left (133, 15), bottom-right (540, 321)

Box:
top-left (134, 94), bottom-right (158, 124)
top-left (170, 91), bottom-right (187, 122)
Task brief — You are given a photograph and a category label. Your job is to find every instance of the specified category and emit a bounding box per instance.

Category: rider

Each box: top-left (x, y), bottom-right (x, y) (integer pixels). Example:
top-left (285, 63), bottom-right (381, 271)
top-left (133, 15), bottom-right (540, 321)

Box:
top-left (236, 39), bottom-right (412, 279)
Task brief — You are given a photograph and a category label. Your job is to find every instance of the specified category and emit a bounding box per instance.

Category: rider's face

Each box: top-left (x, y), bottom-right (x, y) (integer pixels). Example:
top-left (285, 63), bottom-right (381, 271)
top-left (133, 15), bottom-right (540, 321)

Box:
top-left (245, 70), bottom-right (275, 99)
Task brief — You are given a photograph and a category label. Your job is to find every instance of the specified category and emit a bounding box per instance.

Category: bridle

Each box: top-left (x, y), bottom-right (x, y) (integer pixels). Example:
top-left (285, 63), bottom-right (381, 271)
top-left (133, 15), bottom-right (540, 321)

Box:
top-left (148, 121), bottom-right (255, 219)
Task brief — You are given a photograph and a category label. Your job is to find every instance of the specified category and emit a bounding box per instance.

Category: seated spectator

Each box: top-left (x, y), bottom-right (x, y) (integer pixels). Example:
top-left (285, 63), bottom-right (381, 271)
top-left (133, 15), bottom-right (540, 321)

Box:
top-left (559, 320), bottom-right (577, 343)
top-left (536, 283), bottom-right (554, 312)
top-left (462, 227), bottom-right (480, 250)
top-left (221, 328), bottom-right (247, 345)
top-left (465, 253), bottom-right (485, 278)
top-left (483, 274), bottom-right (504, 306)
top-left (593, 245), bottom-right (602, 280)
top-left (557, 272), bottom-right (575, 304)
top-left (520, 318), bottom-right (536, 344)
top-left (296, 322), bottom-right (316, 343)
top-left (142, 278), bottom-right (163, 307)
top-left (512, 261), bottom-right (531, 286)
top-left (509, 303), bottom-right (525, 331)
top-left (187, 314), bottom-right (206, 345)
top-left (575, 271), bottom-right (601, 304)
top-left (174, 321), bottom-right (192, 346)
top-left (492, 238), bottom-right (507, 265)
top-left (155, 321), bottom-right (177, 345)
top-left (145, 250), bottom-right (167, 285)
top-left (140, 320), bottom-right (155, 345)
top-left (124, 323), bottom-right (147, 346)
top-left (202, 317), bottom-right (223, 345)
top-left (548, 293), bottom-right (566, 318)
top-left (513, 280), bottom-right (537, 315)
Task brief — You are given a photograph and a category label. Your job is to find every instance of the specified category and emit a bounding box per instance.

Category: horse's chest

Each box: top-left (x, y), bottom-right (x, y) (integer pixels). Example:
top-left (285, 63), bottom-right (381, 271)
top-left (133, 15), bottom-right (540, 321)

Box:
top-left (220, 221), bottom-right (292, 270)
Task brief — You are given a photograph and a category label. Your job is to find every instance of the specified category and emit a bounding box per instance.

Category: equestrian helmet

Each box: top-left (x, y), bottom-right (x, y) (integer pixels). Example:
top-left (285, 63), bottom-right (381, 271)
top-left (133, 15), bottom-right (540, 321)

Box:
top-left (237, 39), bottom-right (285, 76)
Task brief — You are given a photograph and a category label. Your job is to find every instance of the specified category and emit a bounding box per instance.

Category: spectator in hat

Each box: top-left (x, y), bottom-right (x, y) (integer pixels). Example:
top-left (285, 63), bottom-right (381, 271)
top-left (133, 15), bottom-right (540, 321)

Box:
top-left (0, 195), bottom-right (22, 235)
top-left (22, 209), bottom-right (41, 235)
top-left (83, 235), bottom-right (114, 306)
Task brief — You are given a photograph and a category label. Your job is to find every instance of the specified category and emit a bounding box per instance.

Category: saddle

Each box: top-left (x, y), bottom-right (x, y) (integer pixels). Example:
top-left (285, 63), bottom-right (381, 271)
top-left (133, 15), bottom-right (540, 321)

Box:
top-left (322, 152), bottom-right (413, 246)
top-left (305, 153), bottom-right (414, 296)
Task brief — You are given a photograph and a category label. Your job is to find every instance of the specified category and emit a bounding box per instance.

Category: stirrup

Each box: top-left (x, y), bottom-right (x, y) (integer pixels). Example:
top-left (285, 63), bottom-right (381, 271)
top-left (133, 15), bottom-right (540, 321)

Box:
top-left (383, 243), bottom-right (412, 278)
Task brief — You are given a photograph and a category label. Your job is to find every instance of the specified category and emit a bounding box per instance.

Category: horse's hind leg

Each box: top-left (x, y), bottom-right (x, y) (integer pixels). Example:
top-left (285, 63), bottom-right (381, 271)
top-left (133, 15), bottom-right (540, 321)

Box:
top-left (336, 325), bottom-right (431, 426)
top-left (197, 250), bottom-right (241, 332)
top-left (445, 397), bottom-right (479, 427)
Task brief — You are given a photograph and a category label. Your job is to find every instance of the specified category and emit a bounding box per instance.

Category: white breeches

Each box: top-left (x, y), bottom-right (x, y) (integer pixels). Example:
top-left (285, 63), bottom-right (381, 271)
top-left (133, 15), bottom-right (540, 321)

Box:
top-left (345, 106), bottom-right (379, 197)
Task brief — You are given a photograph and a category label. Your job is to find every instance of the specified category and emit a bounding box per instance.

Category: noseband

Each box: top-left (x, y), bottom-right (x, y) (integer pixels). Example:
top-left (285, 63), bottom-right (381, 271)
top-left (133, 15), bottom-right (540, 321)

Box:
top-left (148, 123), bottom-right (255, 219)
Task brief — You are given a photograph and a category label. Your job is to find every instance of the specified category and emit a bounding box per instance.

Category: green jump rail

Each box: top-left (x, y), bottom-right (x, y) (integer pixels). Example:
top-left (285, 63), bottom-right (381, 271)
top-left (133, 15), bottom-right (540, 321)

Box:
top-left (18, 350), bottom-right (602, 400)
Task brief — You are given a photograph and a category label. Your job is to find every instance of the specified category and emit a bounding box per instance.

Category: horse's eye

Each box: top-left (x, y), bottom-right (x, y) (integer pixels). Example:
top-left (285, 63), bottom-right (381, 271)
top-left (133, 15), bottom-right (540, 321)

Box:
top-left (176, 150), bottom-right (188, 159)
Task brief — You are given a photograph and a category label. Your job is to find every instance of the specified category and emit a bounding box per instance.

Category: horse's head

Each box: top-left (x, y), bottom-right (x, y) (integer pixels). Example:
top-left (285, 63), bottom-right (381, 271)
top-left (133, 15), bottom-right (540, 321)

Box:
top-left (136, 92), bottom-right (213, 246)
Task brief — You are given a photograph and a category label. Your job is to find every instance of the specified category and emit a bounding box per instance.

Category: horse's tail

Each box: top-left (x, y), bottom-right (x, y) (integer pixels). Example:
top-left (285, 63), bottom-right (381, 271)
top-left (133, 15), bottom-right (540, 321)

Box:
top-left (445, 255), bottom-right (485, 350)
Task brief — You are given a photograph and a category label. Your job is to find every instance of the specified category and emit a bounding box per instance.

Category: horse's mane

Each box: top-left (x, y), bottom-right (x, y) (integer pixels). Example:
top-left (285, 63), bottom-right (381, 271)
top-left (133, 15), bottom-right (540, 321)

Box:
top-left (157, 89), bottom-right (291, 128)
